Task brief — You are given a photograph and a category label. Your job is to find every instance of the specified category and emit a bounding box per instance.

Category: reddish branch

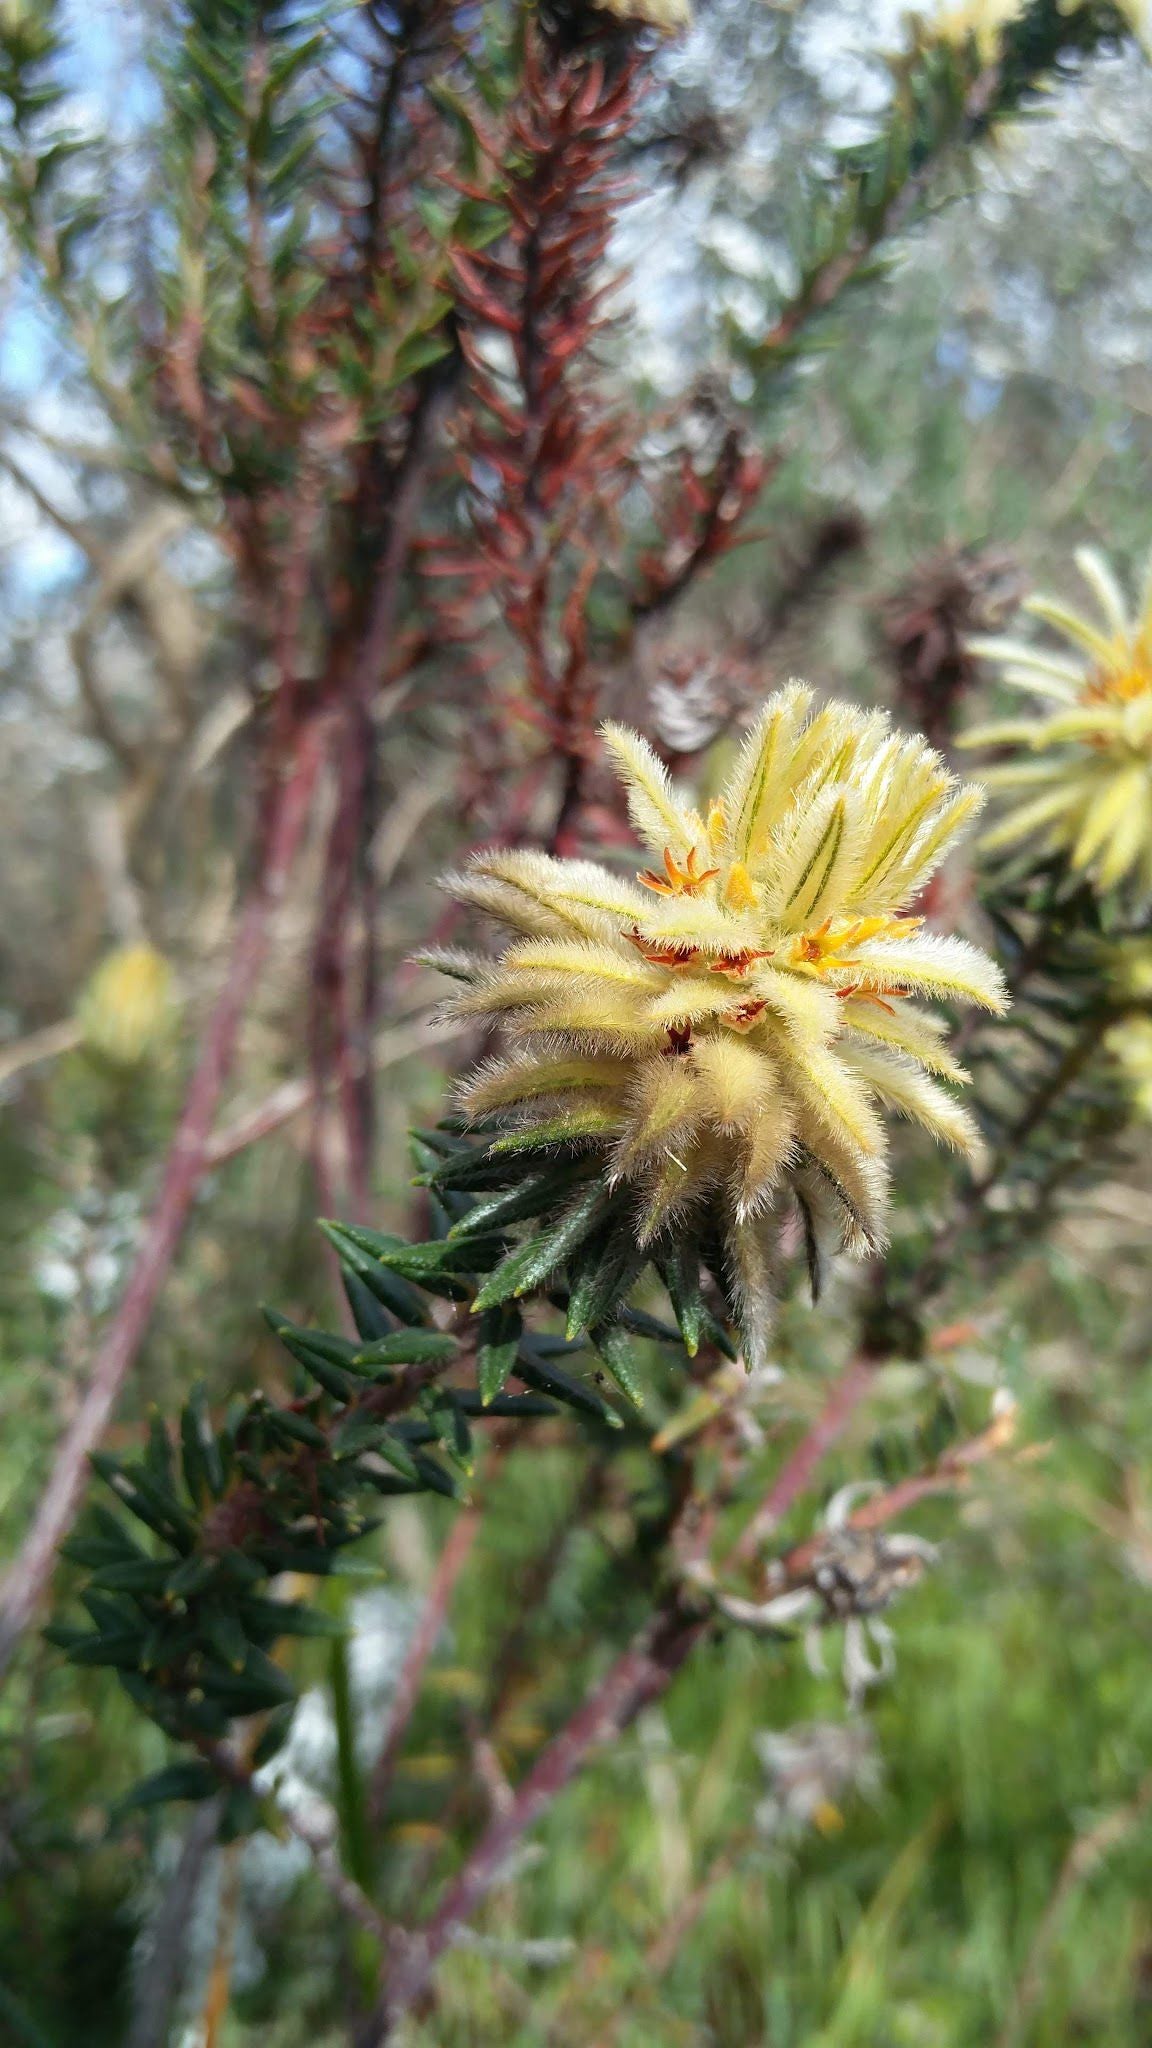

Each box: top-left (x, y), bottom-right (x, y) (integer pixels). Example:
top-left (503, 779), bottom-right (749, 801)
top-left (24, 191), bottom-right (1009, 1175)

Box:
top-left (729, 1349), bottom-right (879, 1565)
top-left (0, 714), bottom-right (328, 1684)
top-left (630, 425), bottom-right (768, 625)
top-left (0, 12), bottom-right (478, 1672)
top-left (368, 1504), bottom-right (483, 1826)
top-left (361, 1594), bottom-right (710, 2045)
top-left (362, 1378), bottom-right (1012, 2041)
top-left (309, 365), bottom-right (459, 1218)
top-left (426, 41), bottom-right (641, 850)
top-left (433, 38), bottom-right (769, 859)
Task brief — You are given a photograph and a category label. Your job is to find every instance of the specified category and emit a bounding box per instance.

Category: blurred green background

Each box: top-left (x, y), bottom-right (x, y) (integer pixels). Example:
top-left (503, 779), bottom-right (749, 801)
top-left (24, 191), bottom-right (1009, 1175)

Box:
top-left (4, 2), bottom-right (1152, 2042)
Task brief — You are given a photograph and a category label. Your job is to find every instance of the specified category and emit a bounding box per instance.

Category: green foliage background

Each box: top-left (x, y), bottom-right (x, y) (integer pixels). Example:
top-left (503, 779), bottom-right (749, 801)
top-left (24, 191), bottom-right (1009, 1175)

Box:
top-left (3, 2), bottom-right (1152, 2043)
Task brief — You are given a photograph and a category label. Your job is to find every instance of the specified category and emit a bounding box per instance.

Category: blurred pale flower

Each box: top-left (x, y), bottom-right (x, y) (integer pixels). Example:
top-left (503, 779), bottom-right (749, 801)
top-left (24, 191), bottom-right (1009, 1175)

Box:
top-left (77, 943), bottom-right (174, 1067)
top-left (440, 687), bottom-right (1003, 1362)
top-left (1106, 1016), bottom-right (1152, 1119)
top-left (916, 0), bottom-right (1150, 57)
top-left (961, 546), bottom-right (1152, 892)
top-left (754, 1718), bottom-right (881, 1841)
top-left (649, 661), bottom-right (737, 754)
top-left (1113, 941), bottom-right (1152, 1003)
top-left (1115, 0), bottom-right (1151, 47)
top-left (700, 1482), bottom-right (938, 1708)
top-left (595, 0), bottom-right (692, 28)
top-left (919, 0), bottom-right (1029, 60)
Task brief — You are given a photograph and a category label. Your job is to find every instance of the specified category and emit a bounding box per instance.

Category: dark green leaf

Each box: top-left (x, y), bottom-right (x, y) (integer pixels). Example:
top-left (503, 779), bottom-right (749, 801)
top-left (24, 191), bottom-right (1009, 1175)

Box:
top-left (426, 1147), bottom-right (521, 1194)
top-left (168, 1555), bottom-right (219, 1599)
top-left (266, 1315), bottom-right (355, 1399)
top-left (251, 1702), bottom-right (296, 1768)
top-left (515, 1339), bottom-right (621, 1427)
top-left (351, 1329), bottom-right (457, 1372)
top-left (91, 1456), bottom-right (197, 1548)
top-left (266, 1406), bottom-right (329, 1450)
top-left (591, 1322), bottom-right (644, 1409)
top-left (89, 1559), bottom-right (175, 1596)
top-left (219, 1782), bottom-right (262, 1843)
top-left (487, 1108), bottom-right (619, 1155)
top-left (68, 1633), bottom-right (147, 1670)
top-left (424, 1390), bottom-right (472, 1474)
top-left (373, 1434), bottom-right (423, 1485)
top-left (656, 1242), bottom-right (710, 1359)
top-left (60, 1507), bottom-right (147, 1569)
top-left (145, 1412), bottom-right (174, 1488)
top-left (42, 1623), bottom-right (91, 1653)
top-left (199, 1647), bottom-right (296, 1711)
top-left (203, 1605), bottom-right (249, 1672)
top-left (119, 1762), bottom-right (218, 1810)
top-left (473, 1186), bottom-right (610, 1311)
top-left (329, 1411), bottom-right (394, 1457)
top-left (342, 1269), bottom-right (396, 1341)
top-left (455, 1389), bottom-right (556, 1418)
top-left (374, 1235), bottom-right (505, 1283)
top-left (477, 1303), bottom-right (521, 1404)
top-left (239, 1595), bottom-right (345, 1640)
top-left (318, 1222), bottom-right (441, 1315)
top-left (617, 1305), bottom-right (684, 1345)
top-left (448, 1163), bottom-right (589, 1240)
top-left (565, 1224), bottom-right (646, 1340)
top-left (410, 1450), bottom-right (460, 1499)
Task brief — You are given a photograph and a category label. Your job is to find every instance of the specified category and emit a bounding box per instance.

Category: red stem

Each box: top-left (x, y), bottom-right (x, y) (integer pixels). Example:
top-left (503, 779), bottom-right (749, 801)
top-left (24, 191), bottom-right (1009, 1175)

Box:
top-left (363, 1347), bottom-right (881, 2035)
top-left (364, 1597), bottom-right (709, 2044)
top-left (368, 1505), bottom-right (481, 1826)
top-left (0, 716), bottom-right (327, 1686)
top-left (728, 1350), bottom-right (877, 1566)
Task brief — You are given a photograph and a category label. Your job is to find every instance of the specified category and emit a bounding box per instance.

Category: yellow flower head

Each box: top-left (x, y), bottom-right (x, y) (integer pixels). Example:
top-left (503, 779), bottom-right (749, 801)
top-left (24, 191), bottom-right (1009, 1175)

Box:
top-left (78, 943), bottom-right (174, 1068)
top-left (912, 0), bottom-right (1149, 58)
top-left (960, 545), bottom-right (1152, 893)
top-left (917, 0), bottom-right (1028, 62)
top-left (593, 0), bottom-right (693, 29)
top-left (1106, 1016), bottom-right (1152, 1121)
top-left (438, 687), bottom-right (1004, 1364)
top-left (1114, 940), bottom-right (1152, 1003)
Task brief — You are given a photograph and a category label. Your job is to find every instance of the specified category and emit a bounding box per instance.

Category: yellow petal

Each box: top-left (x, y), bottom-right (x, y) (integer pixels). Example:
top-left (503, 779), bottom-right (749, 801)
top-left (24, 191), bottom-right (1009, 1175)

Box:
top-left (1070, 764), bottom-right (1147, 872)
top-left (457, 1052), bottom-right (632, 1118)
top-left (1093, 783), bottom-right (1152, 889)
top-left (1023, 594), bottom-right (1120, 668)
top-left (723, 860), bottom-right (757, 911)
top-left (842, 1044), bottom-right (982, 1156)
top-left (850, 934), bottom-right (1008, 1013)
top-left (600, 722), bottom-right (699, 861)
top-left (691, 1035), bottom-right (777, 1129)
top-left (788, 1041), bottom-right (886, 1158)
top-left (610, 1058), bottom-right (702, 1182)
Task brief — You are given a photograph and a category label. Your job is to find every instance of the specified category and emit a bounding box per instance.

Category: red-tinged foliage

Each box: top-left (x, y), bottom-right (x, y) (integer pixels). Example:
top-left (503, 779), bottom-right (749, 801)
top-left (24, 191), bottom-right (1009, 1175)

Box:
top-left (420, 34), bottom-right (771, 855)
top-left (631, 424), bottom-right (771, 623)
top-left (411, 38), bottom-right (645, 847)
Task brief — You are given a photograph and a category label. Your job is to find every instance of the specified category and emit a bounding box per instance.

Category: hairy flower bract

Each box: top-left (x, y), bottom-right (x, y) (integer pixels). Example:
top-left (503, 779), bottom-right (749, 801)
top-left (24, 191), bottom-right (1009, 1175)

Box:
top-left (961, 545), bottom-right (1152, 892)
top-left (437, 686), bottom-right (1004, 1363)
